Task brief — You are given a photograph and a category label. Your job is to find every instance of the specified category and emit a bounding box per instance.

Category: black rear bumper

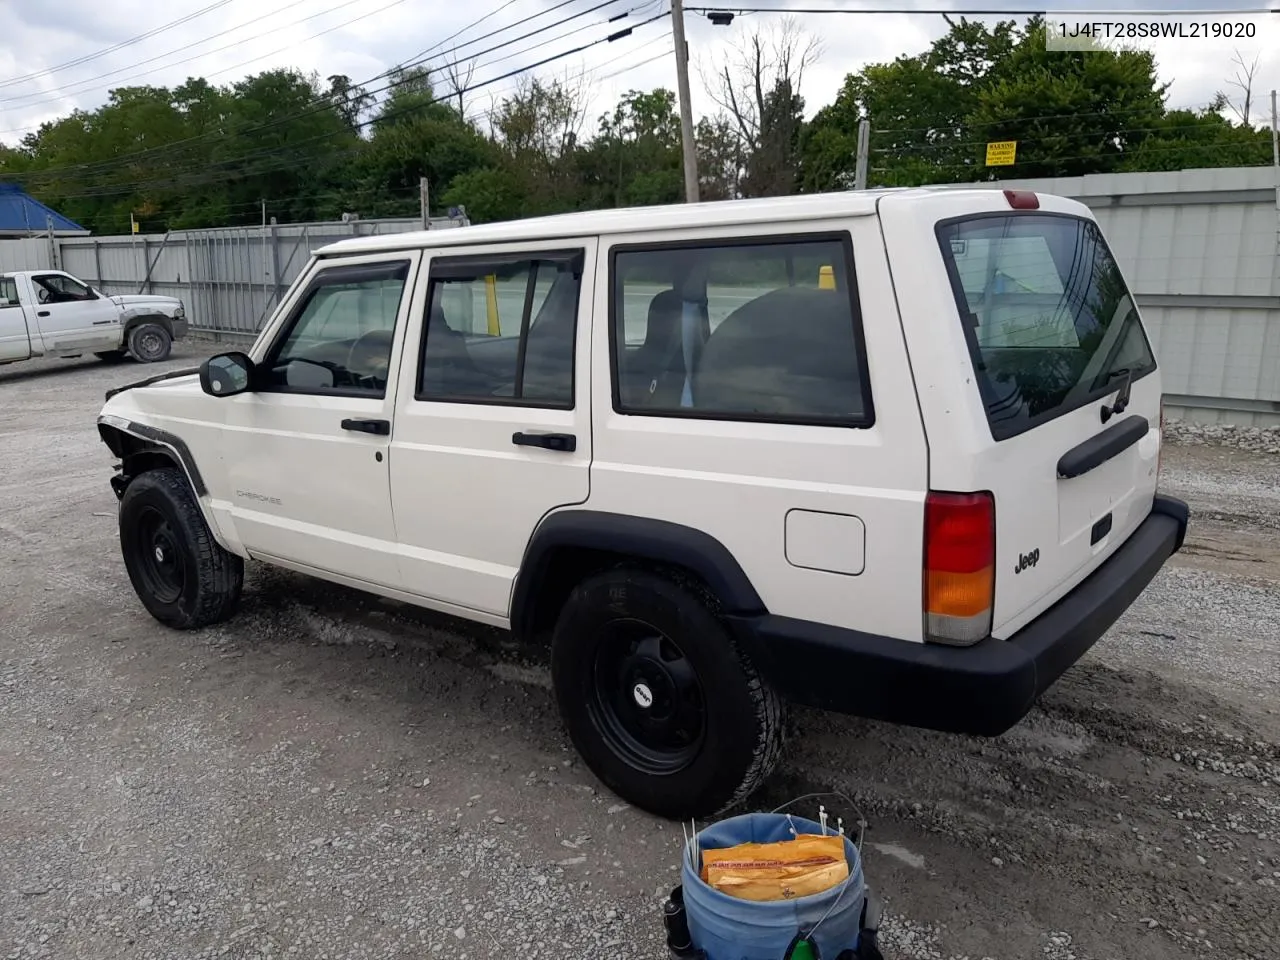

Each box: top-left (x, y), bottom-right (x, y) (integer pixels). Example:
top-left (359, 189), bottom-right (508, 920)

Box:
top-left (727, 494), bottom-right (1189, 737)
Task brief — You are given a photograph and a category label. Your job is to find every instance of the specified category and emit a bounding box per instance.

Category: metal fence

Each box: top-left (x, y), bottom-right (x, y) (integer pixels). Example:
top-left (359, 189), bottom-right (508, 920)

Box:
top-left (55, 215), bottom-right (465, 340)
top-left (0, 236), bottom-right (54, 273)
top-left (10, 168), bottom-right (1280, 423)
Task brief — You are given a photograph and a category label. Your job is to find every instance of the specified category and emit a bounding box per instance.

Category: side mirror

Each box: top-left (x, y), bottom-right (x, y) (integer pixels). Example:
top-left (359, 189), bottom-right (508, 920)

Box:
top-left (200, 352), bottom-right (254, 397)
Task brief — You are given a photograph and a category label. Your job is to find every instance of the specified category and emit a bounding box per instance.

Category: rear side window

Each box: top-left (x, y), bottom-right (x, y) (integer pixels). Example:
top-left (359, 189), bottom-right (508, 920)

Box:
top-left (417, 250), bottom-right (582, 408)
top-left (937, 214), bottom-right (1156, 440)
top-left (610, 235), bottom-right (873, 427)
top-left (0, 276), bottom-right (17, 307)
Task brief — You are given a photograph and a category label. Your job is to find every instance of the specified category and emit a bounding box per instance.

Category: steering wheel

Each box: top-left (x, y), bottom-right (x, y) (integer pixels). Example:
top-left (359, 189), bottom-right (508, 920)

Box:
top-left (346, 329), bottom-right (395, 386)
top-left (36, 287), bottom-right (50, 304)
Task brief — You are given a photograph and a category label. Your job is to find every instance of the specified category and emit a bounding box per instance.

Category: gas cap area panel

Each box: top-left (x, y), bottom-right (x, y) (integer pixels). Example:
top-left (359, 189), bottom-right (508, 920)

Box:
top-left (784, 509), bottom-right (867, 577)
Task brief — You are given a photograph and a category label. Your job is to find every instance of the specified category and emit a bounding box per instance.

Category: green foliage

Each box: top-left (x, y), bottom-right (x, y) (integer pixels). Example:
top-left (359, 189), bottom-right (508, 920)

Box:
top-left (0, 18), bottom-right (1271, 233)
top-left (801, 15), bottom-right (1269, 189)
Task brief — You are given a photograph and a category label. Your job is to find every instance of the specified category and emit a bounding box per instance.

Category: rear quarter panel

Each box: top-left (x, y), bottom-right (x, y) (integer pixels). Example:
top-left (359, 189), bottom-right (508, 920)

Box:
top-left (584, 216), bottom-right (930, 642)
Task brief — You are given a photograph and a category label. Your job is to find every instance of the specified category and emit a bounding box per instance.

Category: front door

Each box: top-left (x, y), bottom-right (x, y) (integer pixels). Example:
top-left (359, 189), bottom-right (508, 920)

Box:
top-left (219, 253), bottom-right (421, 589)
top-left (28, 272), bottom-right (120, 352)
top-left (389, 239), bottom-right (596, 619)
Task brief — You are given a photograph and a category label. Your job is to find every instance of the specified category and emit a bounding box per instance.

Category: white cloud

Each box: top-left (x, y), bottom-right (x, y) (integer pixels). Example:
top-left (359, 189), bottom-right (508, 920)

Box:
top-left (0, 0), bottom-right (1276, 146)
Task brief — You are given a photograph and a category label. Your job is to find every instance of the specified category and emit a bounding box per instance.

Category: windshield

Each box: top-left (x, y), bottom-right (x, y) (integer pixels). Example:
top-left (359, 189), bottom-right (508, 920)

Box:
top-left (937, 213), bottom-right (1156, 440)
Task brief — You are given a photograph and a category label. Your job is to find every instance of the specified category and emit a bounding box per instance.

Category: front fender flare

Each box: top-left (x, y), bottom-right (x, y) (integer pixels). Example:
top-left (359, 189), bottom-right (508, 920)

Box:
top-left (98, 414), bottom-right (207, 497)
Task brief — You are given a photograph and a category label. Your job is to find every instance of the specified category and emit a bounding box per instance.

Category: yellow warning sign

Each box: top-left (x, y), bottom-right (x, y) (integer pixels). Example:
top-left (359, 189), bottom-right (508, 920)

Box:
top-left (985, 141), bottom-right (1017, 166)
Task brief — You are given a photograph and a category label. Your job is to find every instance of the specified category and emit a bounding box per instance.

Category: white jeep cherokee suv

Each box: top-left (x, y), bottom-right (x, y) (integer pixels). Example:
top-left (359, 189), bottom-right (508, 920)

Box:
top-left (96, 187), bottom-right (1189, 819)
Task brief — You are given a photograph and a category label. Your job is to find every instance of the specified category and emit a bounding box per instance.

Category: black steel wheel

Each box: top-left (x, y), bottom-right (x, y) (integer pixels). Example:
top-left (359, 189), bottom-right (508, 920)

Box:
top-left (588, 621), bottom-right (707, 775)
top-left (551, 567), bottom-right (784, 820)
top-left (119, 467), bottom-right (243, 629)
top-left (132, 505), bottom-right (188, 605)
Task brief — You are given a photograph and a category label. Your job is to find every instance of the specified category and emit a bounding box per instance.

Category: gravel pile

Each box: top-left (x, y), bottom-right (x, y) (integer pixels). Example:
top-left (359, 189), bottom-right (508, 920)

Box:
top-left (1163, 419), bottom-right (1280, 455)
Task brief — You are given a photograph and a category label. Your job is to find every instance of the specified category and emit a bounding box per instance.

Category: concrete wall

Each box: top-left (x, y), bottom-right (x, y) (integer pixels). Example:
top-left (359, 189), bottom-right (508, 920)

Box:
top-left (936, 166), bottom-right (1280, 426)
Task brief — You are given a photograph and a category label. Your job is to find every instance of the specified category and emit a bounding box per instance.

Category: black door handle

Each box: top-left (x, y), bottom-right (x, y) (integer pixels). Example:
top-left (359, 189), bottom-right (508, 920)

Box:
top-left (37, 310), bottom-right (50, 317)
top-left (341, 418), bottom-right (390, 436)
top-left (512, 431), bottom-right (576, 452)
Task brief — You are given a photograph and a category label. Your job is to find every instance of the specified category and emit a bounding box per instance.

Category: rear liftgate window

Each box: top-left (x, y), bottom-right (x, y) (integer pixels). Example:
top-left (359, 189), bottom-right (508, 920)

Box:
top-left (937, 214), bottom-right (1157, 440)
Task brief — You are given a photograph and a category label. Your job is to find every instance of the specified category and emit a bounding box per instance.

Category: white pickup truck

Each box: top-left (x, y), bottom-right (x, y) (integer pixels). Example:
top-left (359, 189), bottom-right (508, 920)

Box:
top-left (0, 268), bottom-right (188, 367)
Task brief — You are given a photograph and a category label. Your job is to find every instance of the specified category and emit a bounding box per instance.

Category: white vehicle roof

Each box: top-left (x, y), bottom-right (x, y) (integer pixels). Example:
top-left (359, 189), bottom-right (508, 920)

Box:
top-left (314, 186), bottom-right (1025, 258)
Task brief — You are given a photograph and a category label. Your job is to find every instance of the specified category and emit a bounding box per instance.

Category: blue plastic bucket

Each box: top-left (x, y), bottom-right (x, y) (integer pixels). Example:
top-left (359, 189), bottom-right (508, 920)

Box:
top-left (681, 812), bottom-right (866, 960)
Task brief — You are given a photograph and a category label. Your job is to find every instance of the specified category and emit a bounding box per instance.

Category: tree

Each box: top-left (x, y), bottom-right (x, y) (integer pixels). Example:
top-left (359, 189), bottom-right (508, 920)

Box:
top-left (440, 49), bottom-right (477, 118)
top-left (966, 18), bottom-right (1168, 179)
top-left (578, 89), bottom-right (683, 209)
top-left (803, 16), bottom-right (1178, 187)
top-left (326, 74), bottom-right (373, 131)
top-left (489, 75), bottom-right (587, 215)
top-left (695, 115), bottom-right (744, 200)
top-left (1220, 49), bottom-right (1261, 127)
top-left (699, 17), bottom-right (821, 196)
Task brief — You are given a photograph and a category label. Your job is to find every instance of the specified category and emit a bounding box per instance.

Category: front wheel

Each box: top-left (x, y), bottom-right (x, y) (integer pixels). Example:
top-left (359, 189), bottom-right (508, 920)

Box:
top-left (551, 568), bottom-right (784, 819)
top-left (128, 322), bottom-right (172, 363)
top-left (119, 467), bottom-right (243, 629)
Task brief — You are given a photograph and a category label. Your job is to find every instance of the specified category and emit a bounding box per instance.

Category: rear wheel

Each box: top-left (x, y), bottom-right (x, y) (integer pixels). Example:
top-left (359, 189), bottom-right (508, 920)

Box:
top-left (128, 322), bottom-right (172, 363)
top-left (119, 467), bottom-right (243, 629)
top-left (551, 567), bottom-right (784, 819)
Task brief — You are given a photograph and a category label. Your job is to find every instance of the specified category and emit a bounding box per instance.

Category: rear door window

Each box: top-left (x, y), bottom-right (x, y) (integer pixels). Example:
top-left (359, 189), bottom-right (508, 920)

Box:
top-left (937, 214), bottom-right (1156, 439)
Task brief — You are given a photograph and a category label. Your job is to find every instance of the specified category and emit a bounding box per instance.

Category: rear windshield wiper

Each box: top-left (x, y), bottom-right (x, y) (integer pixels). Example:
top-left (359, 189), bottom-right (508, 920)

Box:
top-left (1100, 367), bottom-right (1132, 423)
top-left (104, 367), bottom-right (200, 402)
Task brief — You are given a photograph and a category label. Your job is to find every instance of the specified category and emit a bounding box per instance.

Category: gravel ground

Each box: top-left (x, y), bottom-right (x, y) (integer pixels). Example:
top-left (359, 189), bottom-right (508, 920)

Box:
top-left (1, 347), bottom-right (1277, 960)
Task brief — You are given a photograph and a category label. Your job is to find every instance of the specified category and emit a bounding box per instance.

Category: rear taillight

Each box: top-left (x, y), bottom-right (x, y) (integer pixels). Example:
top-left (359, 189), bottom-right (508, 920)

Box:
top-left (924, 491), bottom-right (995, 645)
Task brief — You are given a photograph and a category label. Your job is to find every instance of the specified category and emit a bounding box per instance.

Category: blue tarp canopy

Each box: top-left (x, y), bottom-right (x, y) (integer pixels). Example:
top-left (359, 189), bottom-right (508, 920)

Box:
top-left (0, 182), bottom-right (88, 237)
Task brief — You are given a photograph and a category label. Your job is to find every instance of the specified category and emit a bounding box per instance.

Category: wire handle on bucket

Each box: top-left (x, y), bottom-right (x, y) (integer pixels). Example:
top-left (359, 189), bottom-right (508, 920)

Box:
top-left (771, 791), bottom-right (867, 853)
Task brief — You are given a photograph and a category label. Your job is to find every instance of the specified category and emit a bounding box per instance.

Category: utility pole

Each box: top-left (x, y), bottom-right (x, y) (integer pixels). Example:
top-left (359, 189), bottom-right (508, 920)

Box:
top-left (1271, 89), bottom-right (1278, 177)
top-left (420, 176), bottom-right (431, 230)
top-left (670, 0), bottom-right (700, 203)
top-left (853, 117), bottom-right (870, 191)
top-left (1271, 91), bottom-right (1279, 236)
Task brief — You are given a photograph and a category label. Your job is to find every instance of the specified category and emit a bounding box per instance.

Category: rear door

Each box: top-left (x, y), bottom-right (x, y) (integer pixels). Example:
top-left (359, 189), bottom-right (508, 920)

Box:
top-left (388, 239), bottom-right (595, 620)
top-left (880, 190), bottom-right (1161, 639)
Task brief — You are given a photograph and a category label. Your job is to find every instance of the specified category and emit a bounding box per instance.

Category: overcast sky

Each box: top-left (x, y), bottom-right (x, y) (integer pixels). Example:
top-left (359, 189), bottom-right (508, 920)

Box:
top-left (1, 0), bottom-right (1277, 147)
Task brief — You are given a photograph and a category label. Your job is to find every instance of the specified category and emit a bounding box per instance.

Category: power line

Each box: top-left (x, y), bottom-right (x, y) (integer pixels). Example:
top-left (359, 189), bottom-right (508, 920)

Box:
top-left (872, 99), bottom-right (1228, 137)
top-left (685, 5), bottom-right (1279, 13)
top-left (872, 118), bottom-right (1263, 153)
top-left (0, 0), bottom-right (538, 129)
top-left (75, 43), bottom-right (675, 228)
top-left (35, 11), bottom-right (671, 202)
top-left (13, 0), bottom-right (632, 184)
top-left (0, 0), bottom-right (360, 109)
top-left (0, 1), bottom-right (236, 91)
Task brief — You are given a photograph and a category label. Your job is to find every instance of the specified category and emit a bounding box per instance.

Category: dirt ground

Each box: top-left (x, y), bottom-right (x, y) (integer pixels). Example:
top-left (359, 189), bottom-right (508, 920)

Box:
top-left (2, 346), bottom-right (1277, 960)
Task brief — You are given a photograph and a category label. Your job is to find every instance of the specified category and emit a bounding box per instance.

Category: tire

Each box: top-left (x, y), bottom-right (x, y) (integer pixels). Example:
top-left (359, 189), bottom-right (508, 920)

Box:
top-left (118, 467), bottom-right (243, 629)
top-left (551, 567), bottom-right (784, 820)
top-left (128, 322), bottom-right (172, 363)
top-left (95, 350), bottom-right (128, 363)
